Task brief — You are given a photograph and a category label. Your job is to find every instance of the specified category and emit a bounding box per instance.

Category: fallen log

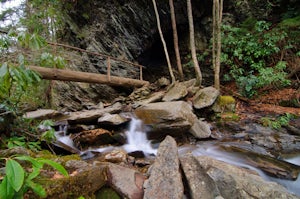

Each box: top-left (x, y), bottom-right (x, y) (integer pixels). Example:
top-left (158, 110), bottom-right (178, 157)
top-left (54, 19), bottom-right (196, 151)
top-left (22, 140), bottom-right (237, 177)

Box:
top-left (28, 65), bottom-right (149, 88)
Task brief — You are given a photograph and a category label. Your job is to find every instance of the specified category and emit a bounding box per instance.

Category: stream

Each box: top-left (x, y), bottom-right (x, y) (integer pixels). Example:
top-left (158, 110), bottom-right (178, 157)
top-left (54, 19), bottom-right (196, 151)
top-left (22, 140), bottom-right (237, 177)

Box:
top-left (55, 117), bottom-right (300, 196)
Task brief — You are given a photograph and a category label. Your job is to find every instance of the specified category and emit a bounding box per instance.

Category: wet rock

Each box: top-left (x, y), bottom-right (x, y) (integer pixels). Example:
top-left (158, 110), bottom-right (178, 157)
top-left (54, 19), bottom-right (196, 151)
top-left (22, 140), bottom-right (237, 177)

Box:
top-left (42, 165), bottom-right (107, 199)
top-left (98, 113), bottom-right (129, 126)
top-left (133, 91), bottom-right (165, 108)
top-left (189, 119), bottom-right (212, 139)
top-left (106, 163), bottom-right (146, 199)
top-left (71, 128), bottom-right (115, 150)
top-left (105, 149), bottom-right (128, 163)
top-left (23, 109), bottom-right (64, 120)
top-left (162, 82), bottom-right (188, 102)
top-left (135, 101), bottom-right (197, 139)
top-left (0, 147), bottom-right (30, 157)
top-left (143, 136), bottom-right (184, 199)
top-left (65, 160), bottom-right (90, 171)
top-left (194, 156), bottom-right (299, 199)
top-left (193, 87), bottom-right (220, 109)
top-left (180, 155), bottom-right (221, 199)
top-left (58, 102), bottom-right (122, 124)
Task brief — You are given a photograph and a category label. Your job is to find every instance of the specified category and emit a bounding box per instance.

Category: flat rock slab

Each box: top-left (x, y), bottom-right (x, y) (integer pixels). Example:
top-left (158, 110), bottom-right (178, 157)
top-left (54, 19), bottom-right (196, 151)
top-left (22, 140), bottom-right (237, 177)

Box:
top-left (194, 156), bottom-right (299, 199)
top-left (143, 136), bottom-right (184, 199)
top-left (162, 82), bottom-right (188, 102)
top-left (135, 101), bottom-right (197, 138)
top-left (106, 163), bottom-right (146, 199)
top-left (57, 102), bottom-right (122, 124)
top-left (98, 113), bottom-right (129, 126)
top-left (24, 109), bottom-right (64, 120)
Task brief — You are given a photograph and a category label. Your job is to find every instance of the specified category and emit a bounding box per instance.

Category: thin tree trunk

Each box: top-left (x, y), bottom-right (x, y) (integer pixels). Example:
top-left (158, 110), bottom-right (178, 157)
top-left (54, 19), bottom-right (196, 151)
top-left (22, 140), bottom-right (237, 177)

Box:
top-left (187, 0), bottom-right (202, 86)
top-left (152, 0), bottom-right (176, 83)
top-left (213, 0), bottom-right (223, 90)
top-left (169, 0), bottom-right (184, 81)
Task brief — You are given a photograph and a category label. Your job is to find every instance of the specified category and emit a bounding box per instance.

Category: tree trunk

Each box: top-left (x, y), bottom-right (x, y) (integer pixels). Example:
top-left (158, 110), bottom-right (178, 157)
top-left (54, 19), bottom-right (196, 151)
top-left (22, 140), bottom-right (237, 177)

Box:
top-left (28, 65), bottom-right (149, 88)
top-left (152, 0), bottom-right (176, 83)
top-left (169, 0), bottom-right (184, 81)
top-left (213, 0), bottom-right (223, 90)
top-left (187, 0), bottom-right (202, 86)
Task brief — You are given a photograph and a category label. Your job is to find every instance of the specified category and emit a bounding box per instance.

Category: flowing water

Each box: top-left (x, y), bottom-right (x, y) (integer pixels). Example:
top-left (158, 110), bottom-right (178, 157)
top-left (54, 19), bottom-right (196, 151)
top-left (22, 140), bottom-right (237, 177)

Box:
top-left (55, 117), bottom-right (299, 196)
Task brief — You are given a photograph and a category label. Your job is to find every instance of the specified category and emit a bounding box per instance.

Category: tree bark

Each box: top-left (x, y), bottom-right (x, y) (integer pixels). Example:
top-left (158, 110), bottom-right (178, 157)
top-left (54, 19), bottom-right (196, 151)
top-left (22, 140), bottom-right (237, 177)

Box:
top-left (28, 65), bottom-right (149, 88)
top-left (213, 0), bottom-right (223, 90)
top-left (187, 0), bottom-right (202, 86)
top-left (152, 0), bottom-right (176, 83)
top-left (169, 0), bottom-right (184, 81)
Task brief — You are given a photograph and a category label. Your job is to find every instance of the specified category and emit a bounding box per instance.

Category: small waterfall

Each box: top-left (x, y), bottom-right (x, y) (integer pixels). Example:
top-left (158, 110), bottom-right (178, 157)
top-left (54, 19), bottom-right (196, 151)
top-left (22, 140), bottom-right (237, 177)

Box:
top-left (54, 117), bottom-right (157, 157)
top-left (123, 117), bottom-right (157, 156)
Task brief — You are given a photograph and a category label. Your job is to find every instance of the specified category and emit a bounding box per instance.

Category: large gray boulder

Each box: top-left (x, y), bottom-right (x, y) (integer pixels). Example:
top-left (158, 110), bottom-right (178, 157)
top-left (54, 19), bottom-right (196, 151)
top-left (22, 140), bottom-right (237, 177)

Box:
top-left (180, 155), bottom-right (221, 199)
top-left (106, 163), bottom-right (146, 199)
top-left (143, 136), bottom-right (184, 199)
top-left (162, 82), bottom-right (188, 102)
top-left (189, 119), bottom-right (212, 139)
top-left (193, 87), bottom-right (220, 109)
top-left (135, 101), bottom-right (197, 138)
top-left (194, 156), bottom-right (299, 199)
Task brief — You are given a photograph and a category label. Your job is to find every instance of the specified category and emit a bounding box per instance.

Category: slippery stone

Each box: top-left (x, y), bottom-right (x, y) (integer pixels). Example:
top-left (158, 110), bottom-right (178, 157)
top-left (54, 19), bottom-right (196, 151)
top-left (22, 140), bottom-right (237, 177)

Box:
top-left (162, 82), bottom-right (188, 102)
top-left (98, 113), bottom-right (129, 126)
top-left (23, 109), bottom-right (64, 120)
top-left (193, 87), bottom-right (220, 109)
top-left (57, 102), bottom-right (122, 124)
top-left (106, 163), bottom-right (146, 199)
top-left (135, 101), bottom-right (197, 138)
top-left (194, 156), bottom-right (299, 199)
top-left (105, 149), bottom-right (128, 163)
top-left (189, 119), bottom-right (212, 139)
top-left (143, 136), bottom-right (184, 199)
top-left (180, 155), bottom-right (221, 199)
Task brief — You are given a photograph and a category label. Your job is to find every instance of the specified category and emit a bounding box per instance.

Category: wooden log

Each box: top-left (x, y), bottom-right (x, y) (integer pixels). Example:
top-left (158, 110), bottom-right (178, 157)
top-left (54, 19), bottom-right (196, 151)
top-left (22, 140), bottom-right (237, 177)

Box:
top-left (28, 65), bottom-right (149, 88)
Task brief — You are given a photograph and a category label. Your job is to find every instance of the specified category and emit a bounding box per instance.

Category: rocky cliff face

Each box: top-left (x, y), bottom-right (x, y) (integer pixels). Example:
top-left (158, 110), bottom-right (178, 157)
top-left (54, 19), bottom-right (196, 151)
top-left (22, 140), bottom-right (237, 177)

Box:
top-left (53, 0), bottom-right (283, 110)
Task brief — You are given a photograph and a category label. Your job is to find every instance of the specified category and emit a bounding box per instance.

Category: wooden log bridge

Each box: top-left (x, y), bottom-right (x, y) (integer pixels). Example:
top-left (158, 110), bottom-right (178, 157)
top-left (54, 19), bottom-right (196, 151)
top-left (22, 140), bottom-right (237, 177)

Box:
top-left (28, 66), bottom-right (149, 88)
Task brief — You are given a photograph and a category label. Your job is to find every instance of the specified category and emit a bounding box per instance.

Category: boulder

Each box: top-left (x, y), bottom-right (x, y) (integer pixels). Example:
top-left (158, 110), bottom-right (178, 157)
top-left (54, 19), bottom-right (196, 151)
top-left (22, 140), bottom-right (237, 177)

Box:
top-left (180, 155), bottom-right (221, 199)
top-left (23, 109), bottom-right (64, 120)
top-left (189, 119), bottom-right (212, 139)
top-left (194, 156), bottom-right (299, 199)
top-left (143, 136), bottom-right (184, 199)
top-left (57, 102), bottom-right (122, 124)
top-left (98, 113), bottom-right (129, 126)
top-left (105, 149), bottom-right (128, 163)
top-left (133, 91), bottom-right (165, 108)
top-left (193, 87), bottom-right (220, 109)
top-left (71, 128), bottom-right (115, 150)
top-left (106, 163), bottom-right (146, 199)
top-left (135, 101), bottom-right (197, 138)
top-left (162, 82), bottom-right (188, 102)
top-left (42, 165), bottom-right (107, 198)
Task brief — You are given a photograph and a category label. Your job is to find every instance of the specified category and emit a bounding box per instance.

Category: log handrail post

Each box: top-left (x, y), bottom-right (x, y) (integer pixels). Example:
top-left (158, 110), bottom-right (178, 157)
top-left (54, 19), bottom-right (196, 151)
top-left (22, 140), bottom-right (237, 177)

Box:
top-left (139, 66), bottom-right (143, 81)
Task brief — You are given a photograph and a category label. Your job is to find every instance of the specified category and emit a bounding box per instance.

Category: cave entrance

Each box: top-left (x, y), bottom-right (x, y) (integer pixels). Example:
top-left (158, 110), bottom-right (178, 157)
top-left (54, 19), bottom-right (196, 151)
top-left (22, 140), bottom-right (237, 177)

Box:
top-left (137, 30), bottom-right (182, 83)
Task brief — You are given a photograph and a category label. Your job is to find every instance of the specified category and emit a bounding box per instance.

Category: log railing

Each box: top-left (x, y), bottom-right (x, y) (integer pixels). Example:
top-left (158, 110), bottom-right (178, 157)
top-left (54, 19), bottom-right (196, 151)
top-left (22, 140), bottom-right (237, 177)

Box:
top-left (47, 41), bottom-right (145, 81)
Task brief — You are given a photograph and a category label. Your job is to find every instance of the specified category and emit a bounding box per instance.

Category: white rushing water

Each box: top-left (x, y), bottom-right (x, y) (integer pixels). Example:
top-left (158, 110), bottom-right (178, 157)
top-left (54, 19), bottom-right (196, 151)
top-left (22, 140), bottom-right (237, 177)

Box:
top-left (123, 117), bottom-right (157, 156)
top-left (55, 117), bottom-right (157, 157)
top-left (180, 143), bottom-right (300, 197)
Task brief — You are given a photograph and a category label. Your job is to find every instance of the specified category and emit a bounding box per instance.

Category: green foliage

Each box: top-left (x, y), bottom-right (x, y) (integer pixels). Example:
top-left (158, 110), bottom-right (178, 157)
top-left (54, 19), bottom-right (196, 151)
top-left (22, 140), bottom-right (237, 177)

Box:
top-left (40, 120), bottom-right (56, 143)
top-left (261, 113), bottom-right (296, 129)
top-left (4, 136), bottom-right (41, 151)
top-left (0, 156), bottom-right (68, 199)
top-left (0, 62), bottom-right (41, 111)
top-left (222, 20), bottom-right (291, 97)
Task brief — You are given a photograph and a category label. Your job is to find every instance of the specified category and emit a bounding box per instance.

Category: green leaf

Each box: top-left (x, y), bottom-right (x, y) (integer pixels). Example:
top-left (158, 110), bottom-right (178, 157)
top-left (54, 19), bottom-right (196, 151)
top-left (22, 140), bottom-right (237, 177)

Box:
top-left (26, 180), bottom-right (47, 198)
top-left (0, 63), bottom-right (8, 77)
top-left (15, 156), bottom-right (43, 169)
top-left (38, 159), bottom-right (69, 177)
top-left (6, 159), bottom-right (25, 192)
top-left (0, 176), bottom-right (15, 199)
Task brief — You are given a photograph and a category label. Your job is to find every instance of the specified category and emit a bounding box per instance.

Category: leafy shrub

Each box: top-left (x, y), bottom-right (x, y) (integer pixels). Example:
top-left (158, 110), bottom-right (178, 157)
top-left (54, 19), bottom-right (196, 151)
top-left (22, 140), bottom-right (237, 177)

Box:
top-left (222, 20), bottom-right (291, 97)
top-left (0, 156), bottom-right (68, 199)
